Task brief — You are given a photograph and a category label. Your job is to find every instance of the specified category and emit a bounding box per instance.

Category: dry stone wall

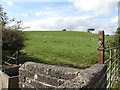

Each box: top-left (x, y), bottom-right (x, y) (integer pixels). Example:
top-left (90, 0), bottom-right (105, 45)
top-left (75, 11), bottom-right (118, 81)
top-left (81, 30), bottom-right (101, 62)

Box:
top-left (19, 62), bottom-right (106, 89)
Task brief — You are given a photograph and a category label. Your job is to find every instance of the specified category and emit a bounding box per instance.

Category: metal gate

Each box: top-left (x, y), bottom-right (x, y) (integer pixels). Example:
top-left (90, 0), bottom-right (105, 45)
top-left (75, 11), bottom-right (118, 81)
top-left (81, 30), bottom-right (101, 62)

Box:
top-left (96, 29), bottom-right (120, 88)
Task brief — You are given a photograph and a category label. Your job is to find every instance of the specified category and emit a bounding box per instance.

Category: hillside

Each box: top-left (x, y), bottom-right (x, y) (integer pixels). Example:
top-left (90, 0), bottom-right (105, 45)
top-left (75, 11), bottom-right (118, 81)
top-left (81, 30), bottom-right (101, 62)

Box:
top-left (19, 31), bottom-right (99, 68)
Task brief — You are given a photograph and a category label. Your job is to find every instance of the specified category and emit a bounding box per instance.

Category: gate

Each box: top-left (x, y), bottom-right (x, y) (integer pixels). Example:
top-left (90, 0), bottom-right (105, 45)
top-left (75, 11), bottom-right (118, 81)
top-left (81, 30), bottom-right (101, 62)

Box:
top-left (96, 29), bottom-right (120, 88)
top-left (2, 50), bottom-right (19, 65)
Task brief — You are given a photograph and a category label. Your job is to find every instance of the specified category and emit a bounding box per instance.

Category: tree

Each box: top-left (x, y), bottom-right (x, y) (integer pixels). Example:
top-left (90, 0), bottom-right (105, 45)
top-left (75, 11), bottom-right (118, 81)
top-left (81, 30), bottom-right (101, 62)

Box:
top-left (1, 5), bottom-right (27, 64)
top-left (0, 5), bottom-right (8, 29)
top-left (87, 28), bottom-right (95, 33)
top-left (0, 5), bottom-right (25, 30)
top-left (62, 29), bottom-right (66, 31)
top-left (1, 5), bottom-right (26, 55)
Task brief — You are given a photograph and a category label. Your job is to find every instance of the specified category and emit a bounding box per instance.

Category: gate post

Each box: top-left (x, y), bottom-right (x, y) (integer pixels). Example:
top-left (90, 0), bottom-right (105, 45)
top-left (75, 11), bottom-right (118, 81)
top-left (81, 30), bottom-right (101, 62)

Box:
top-left (16, 50), bottom-right (19, 65)
top-left (117, 28), bottom-right (120, 58)
top-left (98, 31), bottom-right (105, 64)
top-left (117, 28), bottom-right (120, 73)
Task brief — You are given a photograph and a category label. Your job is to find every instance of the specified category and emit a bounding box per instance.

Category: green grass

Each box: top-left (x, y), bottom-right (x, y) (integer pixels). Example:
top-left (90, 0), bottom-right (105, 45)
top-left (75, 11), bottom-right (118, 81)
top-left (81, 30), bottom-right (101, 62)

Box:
top-left (2, 31), bottom-right (112, 68)
top-left (112, 73), bottom-right (120, 88)
top-left (18, 31), bottom-right (100, 68)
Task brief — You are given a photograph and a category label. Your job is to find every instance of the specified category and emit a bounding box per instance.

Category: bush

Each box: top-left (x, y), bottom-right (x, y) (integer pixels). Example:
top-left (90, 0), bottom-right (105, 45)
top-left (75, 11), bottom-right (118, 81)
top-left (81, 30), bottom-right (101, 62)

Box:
top-left (117, 27), bottom-right (120, 46)
top-left (105, 28), bottom-right (120, 48)
top-left (62, 29), bottom-right (66, 31)
top-left (2, 28), bottom-right (25, 51)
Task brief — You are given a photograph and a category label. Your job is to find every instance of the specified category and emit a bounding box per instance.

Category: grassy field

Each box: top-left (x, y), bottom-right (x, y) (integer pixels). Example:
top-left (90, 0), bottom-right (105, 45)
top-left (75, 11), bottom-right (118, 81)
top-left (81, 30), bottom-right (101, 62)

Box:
top-left (18, 31), bottom-right (100, 68)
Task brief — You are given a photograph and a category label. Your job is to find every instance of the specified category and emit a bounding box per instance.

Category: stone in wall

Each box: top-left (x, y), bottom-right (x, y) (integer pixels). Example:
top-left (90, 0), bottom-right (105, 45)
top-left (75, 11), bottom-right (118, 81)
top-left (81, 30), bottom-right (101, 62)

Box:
top-left (19, 62), bottom-right (107, 89)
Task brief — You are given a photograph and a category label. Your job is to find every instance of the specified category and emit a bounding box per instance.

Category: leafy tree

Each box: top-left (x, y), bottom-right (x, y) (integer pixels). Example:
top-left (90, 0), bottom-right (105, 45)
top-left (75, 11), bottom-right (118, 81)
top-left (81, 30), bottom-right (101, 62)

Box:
top-left (87, 28), bottom-right (95, 33)
top-left (62, 29), bottom-right (66, 31)
top-left (1, 5), bottom-right (26, 52)
top-left (6, 18), bottom-right (24, 30)
top-left (0, 5), bottom-right (8, 29)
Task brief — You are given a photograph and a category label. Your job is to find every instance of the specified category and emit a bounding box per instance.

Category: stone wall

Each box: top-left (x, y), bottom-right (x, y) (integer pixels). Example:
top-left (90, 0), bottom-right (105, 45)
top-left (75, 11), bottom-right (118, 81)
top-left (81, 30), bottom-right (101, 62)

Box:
top-left (1, 65), bottom-right (20, 88)
top-left (19, 62), bottom-right (107, 89)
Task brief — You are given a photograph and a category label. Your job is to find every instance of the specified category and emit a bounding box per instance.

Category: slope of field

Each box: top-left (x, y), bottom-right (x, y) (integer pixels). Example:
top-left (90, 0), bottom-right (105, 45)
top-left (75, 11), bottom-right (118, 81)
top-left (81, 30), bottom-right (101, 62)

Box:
top-left (20, 31), bottom-right (99, 68)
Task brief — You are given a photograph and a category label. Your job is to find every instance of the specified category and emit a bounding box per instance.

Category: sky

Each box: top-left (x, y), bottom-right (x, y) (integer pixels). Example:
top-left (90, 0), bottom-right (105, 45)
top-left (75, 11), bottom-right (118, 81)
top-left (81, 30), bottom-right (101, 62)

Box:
top-left (1, 0), bottom-right (119, 35)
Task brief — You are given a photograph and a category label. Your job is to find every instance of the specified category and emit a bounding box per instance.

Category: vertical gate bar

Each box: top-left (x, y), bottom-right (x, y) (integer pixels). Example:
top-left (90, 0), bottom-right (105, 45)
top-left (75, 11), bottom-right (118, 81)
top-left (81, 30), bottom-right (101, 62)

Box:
top-left (117, 27), bottom-right (120, 85)
top-left (114, 49), bottom-right (117, 82)
top-left (114, 49), bottom-right (117, 86)
top-left (98, 30), bottom-right (105, 64)
top-left (109, 50), bottom-right (112, 88)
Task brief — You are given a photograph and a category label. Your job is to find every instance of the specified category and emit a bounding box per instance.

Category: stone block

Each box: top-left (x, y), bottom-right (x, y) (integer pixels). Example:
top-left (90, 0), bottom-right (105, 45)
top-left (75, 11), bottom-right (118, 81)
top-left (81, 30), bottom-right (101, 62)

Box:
top-left (19, 69), bottom-right (65, 86)
top-left (19, 62), bottom-right (107, 89)
top-left (19, 82), bottom-right (35, 88)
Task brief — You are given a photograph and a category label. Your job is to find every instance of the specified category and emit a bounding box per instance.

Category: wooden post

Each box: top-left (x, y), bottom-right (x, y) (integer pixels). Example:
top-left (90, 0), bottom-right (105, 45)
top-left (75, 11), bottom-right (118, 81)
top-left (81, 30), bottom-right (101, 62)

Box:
top-left (117, 28), bottom-right (120, 59)
top-left (117, 27), bottom-right (120, 74)
top-left (16, 50), bottom-right (19, 65)
top-left (98, 31), bottom-right (105, 64)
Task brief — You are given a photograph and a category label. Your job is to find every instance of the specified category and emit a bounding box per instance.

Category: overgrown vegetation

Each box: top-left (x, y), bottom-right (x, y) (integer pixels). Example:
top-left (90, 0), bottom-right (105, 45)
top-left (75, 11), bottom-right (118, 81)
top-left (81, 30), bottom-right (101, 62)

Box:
top-left (1, 5), bottom-right (26, 51)
top-left (2, 29), bottom-right (25, 51)
top-left (105, 32), bottom-right (119, 48)
top-left (1, 5), bottom-right (26, 64)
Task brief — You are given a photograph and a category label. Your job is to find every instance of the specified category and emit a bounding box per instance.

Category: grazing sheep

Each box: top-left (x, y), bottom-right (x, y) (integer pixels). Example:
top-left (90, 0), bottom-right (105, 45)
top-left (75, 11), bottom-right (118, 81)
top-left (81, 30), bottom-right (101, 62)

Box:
top-left (43, 40), bottom-right (47, 42)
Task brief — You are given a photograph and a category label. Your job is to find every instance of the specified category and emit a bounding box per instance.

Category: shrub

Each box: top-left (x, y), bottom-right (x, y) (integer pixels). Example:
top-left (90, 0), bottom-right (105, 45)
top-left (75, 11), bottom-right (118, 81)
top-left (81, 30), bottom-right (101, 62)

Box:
top-left (2, 28), bottom-right (25, 51)
top-left (62, 29), bottom-right (66, 31)
top-left (105, 28), bottom-right (120, 48)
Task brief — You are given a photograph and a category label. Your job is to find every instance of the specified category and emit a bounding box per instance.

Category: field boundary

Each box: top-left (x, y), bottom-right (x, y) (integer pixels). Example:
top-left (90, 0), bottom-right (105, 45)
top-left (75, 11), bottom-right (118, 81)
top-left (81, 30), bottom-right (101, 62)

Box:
top-left (19, 62), bottom-right (106, 88)
top-left (96, 30), bottom-right (120, 88)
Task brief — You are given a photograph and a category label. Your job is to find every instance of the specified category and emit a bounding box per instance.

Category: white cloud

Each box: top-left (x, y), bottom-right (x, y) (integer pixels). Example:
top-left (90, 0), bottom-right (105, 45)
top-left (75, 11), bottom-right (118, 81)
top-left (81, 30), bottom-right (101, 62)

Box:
top-left (70, 0), bottom-right (118, 16)
top-left (35, 12), bottom-right (50, 17)
top-left (92, 17), bottom-right (118, 35)
top-left (4, 1), bottom-right (20, 8)
top-left (6, 1), bottom-right (14, 7)
top-left (16, 0), bottom-right (117, 35)
top-left (2, 0), bottom-right (71, 2)
top-left (2, 0), bottom-right (119, 2)
top-left (71, 0), bottom-right (101, 11)
top-left (23, 15), bottom-right (117, 35)
top-left (45, 7), bottom-right (50, 10)
top-left (23, 15), bottom-right (92, 31)
top-left (21, 13), bottom-right (28, 17)
top-left (111, 16), bottom-right (118, 23)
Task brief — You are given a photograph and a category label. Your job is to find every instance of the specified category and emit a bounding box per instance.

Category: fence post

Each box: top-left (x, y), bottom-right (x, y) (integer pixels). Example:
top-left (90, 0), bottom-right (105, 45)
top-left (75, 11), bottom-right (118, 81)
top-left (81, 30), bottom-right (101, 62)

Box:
top-left (117, 28), bottom-right (120, 58)
top-left (117, 27), bottom-right (120, 74)
top-left (98, 31), bottom-right (105, 64)
top-left (16, 50), bottom-right (19, 65)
